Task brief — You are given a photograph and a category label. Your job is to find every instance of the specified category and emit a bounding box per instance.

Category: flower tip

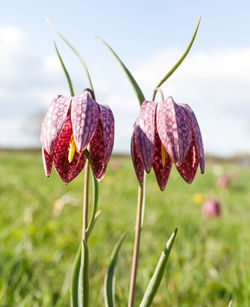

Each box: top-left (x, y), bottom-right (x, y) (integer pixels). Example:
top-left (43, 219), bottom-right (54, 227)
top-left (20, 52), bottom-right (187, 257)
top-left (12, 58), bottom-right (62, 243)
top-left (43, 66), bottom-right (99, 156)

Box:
top-left (145, 167), bottom-right (152, 174)
top-left (159, 186), bottom-right (165, 192)
top-left (166, 96), bottom-right (174, 103)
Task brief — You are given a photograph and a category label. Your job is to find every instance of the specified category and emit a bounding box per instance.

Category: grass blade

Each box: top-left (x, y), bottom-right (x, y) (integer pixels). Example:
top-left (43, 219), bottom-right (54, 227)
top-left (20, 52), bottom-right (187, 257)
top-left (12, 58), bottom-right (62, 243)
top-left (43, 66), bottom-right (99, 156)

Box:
top-left (70, 246), bottom-right (81, 307)
top-left (139, 228), bottom-right (178, 307)
top-left (98, 36), bottom-right (145, 106)
top-left (46, 17), bottom-right (95, 95)
top-left (104, 233), bottom-right (127, 307)
top-left (78, 240), bottom-right (89, 307)
top-left (54, 42), bottom-right (75, 97)
top-left (155, 18), bottom-right (201, 90)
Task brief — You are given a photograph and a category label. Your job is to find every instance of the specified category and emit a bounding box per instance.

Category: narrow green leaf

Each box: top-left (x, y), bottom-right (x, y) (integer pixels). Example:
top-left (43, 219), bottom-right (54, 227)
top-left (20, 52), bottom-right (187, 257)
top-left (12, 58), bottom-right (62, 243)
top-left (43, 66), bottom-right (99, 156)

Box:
top-left (54, 42), bottom-right (75, 97)
top-left (46, 17), bottom-right (95, 96)
top-left (98, 36), bottom-right (145, 106)
top-left (155, 18), bottom-right (201, 91)
top-left (139, 228), bottom-right (178, 307)
top-left (79, 240), bottom-right (89, 307)
top-left (104, 233), bottom-right (127, 307)
top-left (71, 246), bottom-right (81, 307)
top-left (86, 173), bottom-right (99, 239)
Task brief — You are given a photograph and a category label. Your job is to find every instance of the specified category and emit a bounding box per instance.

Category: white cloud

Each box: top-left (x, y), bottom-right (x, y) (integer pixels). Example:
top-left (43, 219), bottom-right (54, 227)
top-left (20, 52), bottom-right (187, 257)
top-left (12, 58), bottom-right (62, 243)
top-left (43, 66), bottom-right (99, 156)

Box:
top-left (134, 47), bottom-right (250, 156)
top-left (1, 24), bottom-right (250, 156)
top-left (43, 54), bottom-right (61, 75)
top-left (0, 25), bottom-right (26, 52)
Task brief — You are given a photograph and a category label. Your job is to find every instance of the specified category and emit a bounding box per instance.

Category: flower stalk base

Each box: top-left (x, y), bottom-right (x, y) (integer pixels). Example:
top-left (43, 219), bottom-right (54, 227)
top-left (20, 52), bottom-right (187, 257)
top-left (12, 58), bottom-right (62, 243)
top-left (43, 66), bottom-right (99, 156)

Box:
top-left (128, 183), bottom-right (144, 307)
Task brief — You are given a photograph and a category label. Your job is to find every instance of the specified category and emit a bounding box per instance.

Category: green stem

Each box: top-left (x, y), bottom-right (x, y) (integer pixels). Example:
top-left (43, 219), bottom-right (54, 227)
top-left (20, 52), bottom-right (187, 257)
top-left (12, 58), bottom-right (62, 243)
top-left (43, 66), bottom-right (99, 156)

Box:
top-left (46, 17), bottom-right (94, 94)
top-left (152, 87), bottom-right (165, 102)
top-left (82, 160), bottom-right (90, 241)
top-left (79, 240), bottom-right (89, 307)
top-left (54, 42), bottom-right (74, 96)
top-left (128, 182), bottom-right (144, 307)
top-left (155, 18), bottom-right (201, 89)
top-left (98, 36), bottom-right (145, 106)
top-left (86, 173), bottom-right (99, 239)
top-left (71, 246), bottom-right (81, 307)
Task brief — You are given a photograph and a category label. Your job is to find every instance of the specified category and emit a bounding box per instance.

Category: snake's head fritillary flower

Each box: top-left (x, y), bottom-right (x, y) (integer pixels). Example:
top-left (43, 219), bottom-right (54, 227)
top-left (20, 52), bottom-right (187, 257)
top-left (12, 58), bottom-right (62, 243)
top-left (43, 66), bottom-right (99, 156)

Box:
top-left (131, 96), bottom-right (204, 190)
top-left (202, 199), bottom-right (221, 218)
top-left (217, 174), bottom-right (230, 189)
top-left (41, 89), bottom-right (114, 184)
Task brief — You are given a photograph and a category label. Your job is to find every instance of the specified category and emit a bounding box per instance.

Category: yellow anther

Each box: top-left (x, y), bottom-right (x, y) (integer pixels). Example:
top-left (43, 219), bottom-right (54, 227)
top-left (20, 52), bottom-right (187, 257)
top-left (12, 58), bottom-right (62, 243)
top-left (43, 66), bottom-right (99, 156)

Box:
top-left (161, 143), bottom-right (167, 167)
top-left (68, 134), bottom-right (76, 163)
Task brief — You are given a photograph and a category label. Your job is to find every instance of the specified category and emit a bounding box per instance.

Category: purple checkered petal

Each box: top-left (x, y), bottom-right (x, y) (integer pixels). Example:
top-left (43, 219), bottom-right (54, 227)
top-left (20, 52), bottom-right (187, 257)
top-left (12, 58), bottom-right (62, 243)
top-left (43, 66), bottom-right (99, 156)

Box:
top-left (153, 131), bottom-right (172, 191)
top-left (40, 95), bottom-right (70, 154)
top-left (90, 122), bottom-right (106, 181)
top-left (157, 97), bottom-right (192, 164)
top-left (181, 104), bottom-right (205, 173)
top-left (99, 104), bottom-right (115, 164)
top-left (134, 101), bottom-right (157, 173)
top-left (131, 126), bottom-right (144, 184)
top-left (52, 119), bottom-right (87, 184)
top-left (176, 138), bottom-right (198, 183)
top-left (42, 148), bottom-right (53, 177)
top-left (71, 90), bottom-right (99, 152)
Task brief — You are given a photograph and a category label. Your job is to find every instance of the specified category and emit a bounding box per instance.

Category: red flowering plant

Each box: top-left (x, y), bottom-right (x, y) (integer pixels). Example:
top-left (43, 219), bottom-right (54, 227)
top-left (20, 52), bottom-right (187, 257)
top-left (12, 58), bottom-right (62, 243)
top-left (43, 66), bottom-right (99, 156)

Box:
top-left (42, 19), bottom-right (115, 307)
top-left (41, 90), bottom-right (114, 184)
top-left (131, 95), bottom-right (204, 190)
top-left (100, 18), bottom-right (204, 307)
top-left (43, 18), bottom-right (204, 307)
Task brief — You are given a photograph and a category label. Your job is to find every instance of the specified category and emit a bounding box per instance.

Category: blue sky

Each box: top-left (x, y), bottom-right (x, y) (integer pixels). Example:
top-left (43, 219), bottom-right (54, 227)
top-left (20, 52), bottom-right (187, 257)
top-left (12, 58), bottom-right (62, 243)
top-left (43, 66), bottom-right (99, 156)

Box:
top-left (1, 0), bottom-right (250, 156)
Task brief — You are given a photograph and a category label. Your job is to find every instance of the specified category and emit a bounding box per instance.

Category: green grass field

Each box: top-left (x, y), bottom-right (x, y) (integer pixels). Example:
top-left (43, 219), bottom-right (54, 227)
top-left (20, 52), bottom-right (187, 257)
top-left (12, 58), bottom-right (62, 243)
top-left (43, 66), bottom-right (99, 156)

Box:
top-left (0, 151), bottom-right (250, 306)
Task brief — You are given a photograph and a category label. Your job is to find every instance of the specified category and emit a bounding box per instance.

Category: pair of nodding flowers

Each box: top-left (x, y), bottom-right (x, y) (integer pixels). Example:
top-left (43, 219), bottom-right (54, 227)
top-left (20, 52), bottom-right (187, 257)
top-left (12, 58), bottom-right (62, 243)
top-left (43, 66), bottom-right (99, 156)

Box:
top-left (41, 88), bottom-right (204, 189)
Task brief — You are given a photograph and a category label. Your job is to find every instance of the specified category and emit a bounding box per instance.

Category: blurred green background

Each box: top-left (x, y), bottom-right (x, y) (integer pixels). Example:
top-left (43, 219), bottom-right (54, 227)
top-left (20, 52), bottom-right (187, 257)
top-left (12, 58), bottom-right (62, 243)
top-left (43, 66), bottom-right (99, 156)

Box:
top-left (0, 151), bottom-right (249, 306)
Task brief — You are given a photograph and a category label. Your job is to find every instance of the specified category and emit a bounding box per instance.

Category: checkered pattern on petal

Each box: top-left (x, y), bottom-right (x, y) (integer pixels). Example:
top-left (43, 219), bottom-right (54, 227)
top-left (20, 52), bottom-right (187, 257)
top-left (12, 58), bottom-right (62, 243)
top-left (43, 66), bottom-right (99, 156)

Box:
top-left (157, 97), bottom-right (192, 164)
top-left (99, 104), bottom-right (115, 164)
top-left (71, 90), bottom-right (99, 152)
top-left (52, 118), bottom-right (86, 184)
top-left (176, 138), bottom-right (198, 183)
top-left (153, 130), bottom-right (172, 191)
top-left (181, 104), bottom-right (205, 173)
top-left (90, 122), bottom-right (106, 181)
top-left (42, 148), bottom-right (52, 177)
top-left (131, 126), bottom-right (144, 184)
top-left (40, 95), bottom-right (70, 154)
top-left (134, 101), bottom-right (157, 173)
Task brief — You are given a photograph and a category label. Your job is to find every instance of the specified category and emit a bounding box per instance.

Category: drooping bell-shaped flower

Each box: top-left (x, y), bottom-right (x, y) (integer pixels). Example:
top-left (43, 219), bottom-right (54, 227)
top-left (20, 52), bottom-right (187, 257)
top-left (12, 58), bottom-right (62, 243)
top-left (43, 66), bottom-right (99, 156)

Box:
top-left (131, 96), bottom-right (204, 190)
top-left (41, 89), bottom-right (114, 184)
top-left (202, 199), bottom-right (221, 218)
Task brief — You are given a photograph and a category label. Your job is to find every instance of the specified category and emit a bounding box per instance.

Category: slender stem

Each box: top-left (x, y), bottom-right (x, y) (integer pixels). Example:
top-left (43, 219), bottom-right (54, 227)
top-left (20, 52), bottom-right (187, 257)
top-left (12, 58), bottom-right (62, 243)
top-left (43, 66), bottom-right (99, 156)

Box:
top-left (82, 159), bottom-right (90, 241)
top-left (128, 183), bottom-right (144, 307)
top-left (152, 87), bottom-right (165, 102)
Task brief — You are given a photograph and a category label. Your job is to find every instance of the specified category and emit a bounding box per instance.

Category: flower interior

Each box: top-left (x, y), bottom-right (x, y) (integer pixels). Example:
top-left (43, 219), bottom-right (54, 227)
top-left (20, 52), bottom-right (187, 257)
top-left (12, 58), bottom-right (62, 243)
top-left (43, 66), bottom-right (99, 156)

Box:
top-left (161, 142), bottom-right (167, 167)
top-left (68, 134), bottom-right (77, 163)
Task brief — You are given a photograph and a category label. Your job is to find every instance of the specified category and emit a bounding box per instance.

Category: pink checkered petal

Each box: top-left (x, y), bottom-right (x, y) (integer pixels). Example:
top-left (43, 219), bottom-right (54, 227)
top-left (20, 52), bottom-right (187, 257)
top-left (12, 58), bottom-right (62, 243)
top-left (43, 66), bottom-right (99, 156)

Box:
top-left (135, 101), bottom-right (157, 173)
top-left (71, 90), bottom-right (99, 152)
top-left (181, 104), bottom-right (205, 173)
top-left (176, 139), bottom-right (198, 184)
top-left (40, 95), bottom-right (70, 154)
top-left (42, 148), bottom-right (52, 177)
top-left (153, 131), bottom-right (172, 191)
top-left (90, 122), bottom-right (106, 181)
top-left (96, 163), bottom-right (107, 182)
top-left (131, 127), bottom-right (144, 184)
top-left (53, 119), bottom-right (86, 184)
top-left (157, 97), bottom-right (192, 164)
top-left (99, 104), bottom-right (115, 164)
